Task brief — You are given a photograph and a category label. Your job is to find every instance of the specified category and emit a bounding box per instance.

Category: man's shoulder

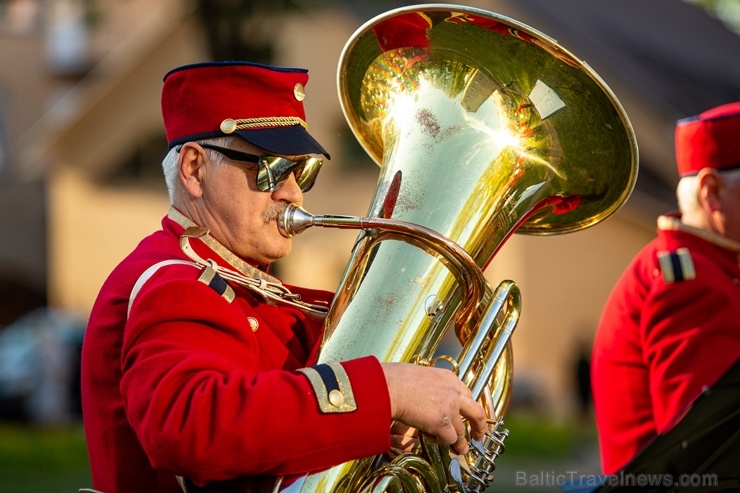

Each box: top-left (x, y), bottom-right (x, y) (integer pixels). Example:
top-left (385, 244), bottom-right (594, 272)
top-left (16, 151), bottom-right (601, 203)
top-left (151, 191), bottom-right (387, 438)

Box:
top-left (97, 227), bottom-right (189, 297)
top-left (609, 238), bottom-right (700, 303)
top-left (629, 232), bottom-right (711, 284)
top-left (656, 227), bottom-right (740, 286)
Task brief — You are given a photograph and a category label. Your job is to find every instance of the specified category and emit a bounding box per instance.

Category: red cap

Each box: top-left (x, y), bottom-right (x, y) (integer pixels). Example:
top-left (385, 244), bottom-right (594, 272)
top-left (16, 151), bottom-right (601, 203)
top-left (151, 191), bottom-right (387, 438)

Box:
top-left (161, 62), bottom-right (329, 157)
top-left (675, 102), bottom-right (740, 176)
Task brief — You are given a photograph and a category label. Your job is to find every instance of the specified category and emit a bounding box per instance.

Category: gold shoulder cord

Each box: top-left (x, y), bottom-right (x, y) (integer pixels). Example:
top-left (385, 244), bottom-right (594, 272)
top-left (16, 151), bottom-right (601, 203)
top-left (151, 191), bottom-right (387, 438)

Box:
top-left (175, 222), bottom-right (329, 319)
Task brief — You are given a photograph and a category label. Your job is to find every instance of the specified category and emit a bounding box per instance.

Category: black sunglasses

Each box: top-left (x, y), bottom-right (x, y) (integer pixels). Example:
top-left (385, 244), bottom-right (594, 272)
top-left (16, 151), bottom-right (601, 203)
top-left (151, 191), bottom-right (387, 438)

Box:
top-left (177, 143), bottom-right (323, 192)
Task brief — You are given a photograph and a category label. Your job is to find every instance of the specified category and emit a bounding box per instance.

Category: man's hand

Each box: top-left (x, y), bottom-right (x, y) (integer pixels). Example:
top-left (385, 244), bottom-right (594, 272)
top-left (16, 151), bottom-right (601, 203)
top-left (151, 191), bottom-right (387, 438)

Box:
top-left (381, 362), bottom-right (488, 455)
top-left (390, 421), bottom-right (418, 452)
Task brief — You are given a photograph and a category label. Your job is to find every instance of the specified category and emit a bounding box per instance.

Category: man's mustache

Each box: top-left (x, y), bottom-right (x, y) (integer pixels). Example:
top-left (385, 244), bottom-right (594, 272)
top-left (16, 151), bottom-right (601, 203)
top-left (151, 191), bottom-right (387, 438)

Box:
top-left (263, 202), bottom-right (289, 224)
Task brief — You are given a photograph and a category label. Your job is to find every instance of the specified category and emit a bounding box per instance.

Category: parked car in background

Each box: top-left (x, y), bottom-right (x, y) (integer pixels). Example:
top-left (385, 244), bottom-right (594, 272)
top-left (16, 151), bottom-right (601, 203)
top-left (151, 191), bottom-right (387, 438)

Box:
top-left (0, 308), bottom-right (85, 424)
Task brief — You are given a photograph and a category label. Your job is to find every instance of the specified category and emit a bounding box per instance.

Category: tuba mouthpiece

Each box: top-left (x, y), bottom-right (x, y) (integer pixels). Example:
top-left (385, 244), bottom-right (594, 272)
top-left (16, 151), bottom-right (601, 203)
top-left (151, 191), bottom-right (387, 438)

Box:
top-left (278, 204), bottom-right (316, 237)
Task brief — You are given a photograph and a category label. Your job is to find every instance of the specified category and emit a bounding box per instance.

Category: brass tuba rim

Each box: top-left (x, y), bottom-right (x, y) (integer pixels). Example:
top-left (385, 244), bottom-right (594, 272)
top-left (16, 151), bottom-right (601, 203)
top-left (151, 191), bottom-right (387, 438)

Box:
top-left (337, 3), bottom-right (639, 237)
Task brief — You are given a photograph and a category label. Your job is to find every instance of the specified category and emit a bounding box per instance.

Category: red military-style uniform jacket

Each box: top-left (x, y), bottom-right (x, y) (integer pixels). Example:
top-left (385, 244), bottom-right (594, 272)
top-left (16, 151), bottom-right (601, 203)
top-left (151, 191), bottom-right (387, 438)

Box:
top-left (592, 214), bottom-right (740, 474)
top-left (81, 208), bottom-right (392, 493)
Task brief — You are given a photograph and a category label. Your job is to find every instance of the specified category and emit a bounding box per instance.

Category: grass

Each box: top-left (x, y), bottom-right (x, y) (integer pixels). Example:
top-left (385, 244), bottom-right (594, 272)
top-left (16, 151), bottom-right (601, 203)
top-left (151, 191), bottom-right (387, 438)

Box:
top-left (0, 414), bottom-right (596, 492)
top-left (0, 421), bottom-right (91, 492)
top-left (504, 415), bottom-right (577, 458)
top-left (487, 413), bottom-right (601, 492)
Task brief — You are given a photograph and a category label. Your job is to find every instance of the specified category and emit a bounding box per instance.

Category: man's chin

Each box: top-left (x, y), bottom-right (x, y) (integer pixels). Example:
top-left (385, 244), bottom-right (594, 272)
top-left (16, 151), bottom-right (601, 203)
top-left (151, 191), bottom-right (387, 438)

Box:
top-left (264, 239), bottom-right (292, 264)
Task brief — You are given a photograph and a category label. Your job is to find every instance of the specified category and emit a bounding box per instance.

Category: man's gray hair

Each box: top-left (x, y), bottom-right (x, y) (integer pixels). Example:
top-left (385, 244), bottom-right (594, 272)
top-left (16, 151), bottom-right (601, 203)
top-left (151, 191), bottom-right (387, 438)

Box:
top-left (161, 136), bottom-right (233, 202)
top-left (676, 175), bottom-right (699, 215)
top-left (677, 167), bottom-right (740, 215)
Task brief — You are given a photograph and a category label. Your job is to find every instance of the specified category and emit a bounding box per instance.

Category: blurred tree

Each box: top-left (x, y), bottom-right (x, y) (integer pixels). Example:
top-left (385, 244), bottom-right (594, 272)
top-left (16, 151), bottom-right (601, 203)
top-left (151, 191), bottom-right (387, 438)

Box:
top-left (685, 0), bottom-right (740, 33)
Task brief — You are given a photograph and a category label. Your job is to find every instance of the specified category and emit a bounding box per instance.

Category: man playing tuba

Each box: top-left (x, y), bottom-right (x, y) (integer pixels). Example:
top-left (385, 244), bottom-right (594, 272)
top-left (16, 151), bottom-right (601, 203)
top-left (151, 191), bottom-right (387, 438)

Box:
top-left (80, 61), bottom-right (487, 493)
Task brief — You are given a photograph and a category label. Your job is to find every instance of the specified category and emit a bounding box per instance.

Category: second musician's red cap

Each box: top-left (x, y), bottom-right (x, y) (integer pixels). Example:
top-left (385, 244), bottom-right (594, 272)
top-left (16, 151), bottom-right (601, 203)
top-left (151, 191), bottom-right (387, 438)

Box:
top-left (675, 102), bottom-right (740, 176)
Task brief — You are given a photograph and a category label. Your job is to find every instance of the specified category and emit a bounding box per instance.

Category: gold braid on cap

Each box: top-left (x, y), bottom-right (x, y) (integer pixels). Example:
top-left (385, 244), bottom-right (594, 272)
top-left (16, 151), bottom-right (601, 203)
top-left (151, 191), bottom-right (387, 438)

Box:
top-left (220, 117), bottom-right (308, 134)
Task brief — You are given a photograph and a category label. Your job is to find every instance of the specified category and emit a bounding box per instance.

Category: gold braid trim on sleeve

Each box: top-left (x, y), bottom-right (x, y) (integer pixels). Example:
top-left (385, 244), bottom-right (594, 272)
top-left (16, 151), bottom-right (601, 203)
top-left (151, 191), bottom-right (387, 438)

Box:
top-left (298, 362), bottom-right (358, 413)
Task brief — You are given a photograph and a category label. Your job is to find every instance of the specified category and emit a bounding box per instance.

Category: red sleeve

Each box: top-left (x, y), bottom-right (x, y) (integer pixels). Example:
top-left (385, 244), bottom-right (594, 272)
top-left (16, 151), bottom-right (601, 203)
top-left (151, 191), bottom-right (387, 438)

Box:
top-left (640, 256), bottom-right (740, 432)
top-left (120, 270), bottom-right (391, 484)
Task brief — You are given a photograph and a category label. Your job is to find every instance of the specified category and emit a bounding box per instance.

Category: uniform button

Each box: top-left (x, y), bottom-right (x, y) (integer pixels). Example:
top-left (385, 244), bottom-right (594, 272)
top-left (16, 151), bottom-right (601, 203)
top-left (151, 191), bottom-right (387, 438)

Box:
top-left (248, 317), bottom-right (259, 332)
top-left (293, 83), bottom-right (305, 101)
top-left (329, 389), bottom-right (344, 407)
top-left (220, 118), bottom-right (237, 134)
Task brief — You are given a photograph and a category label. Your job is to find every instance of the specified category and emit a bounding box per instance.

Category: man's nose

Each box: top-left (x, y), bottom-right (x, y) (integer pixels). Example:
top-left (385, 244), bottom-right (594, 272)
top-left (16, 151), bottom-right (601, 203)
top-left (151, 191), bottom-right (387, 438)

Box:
top-left (272, 172), bottom-right (303, 205)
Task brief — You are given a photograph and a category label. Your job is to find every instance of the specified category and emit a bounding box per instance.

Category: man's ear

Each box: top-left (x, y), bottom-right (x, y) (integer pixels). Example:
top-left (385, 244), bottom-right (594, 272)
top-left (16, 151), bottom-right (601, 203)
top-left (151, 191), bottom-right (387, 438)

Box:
top-left (178, 142), bottom-right (206, 198)
top-left (697, 168), bottom-right (722, 213)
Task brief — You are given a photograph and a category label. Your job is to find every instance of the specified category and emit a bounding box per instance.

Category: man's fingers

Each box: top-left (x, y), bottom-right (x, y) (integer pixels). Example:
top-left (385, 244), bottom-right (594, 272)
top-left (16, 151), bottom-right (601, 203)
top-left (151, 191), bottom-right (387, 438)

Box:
top-left (391, 433), bottom-right (418, 452)
top-left (450, 414), bottom-right (469, 454)
top-left (382, 362), bottom-right (490, 451)
top-left (460, 396), bottom-right (488, 441)
top-left (433, 414), bottom-right (459, 449)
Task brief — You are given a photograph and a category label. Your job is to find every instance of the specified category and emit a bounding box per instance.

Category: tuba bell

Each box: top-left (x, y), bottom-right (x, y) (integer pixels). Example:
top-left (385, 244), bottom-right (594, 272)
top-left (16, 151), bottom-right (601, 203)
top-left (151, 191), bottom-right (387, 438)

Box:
top-left (275, 4), bottom-right (638, 492)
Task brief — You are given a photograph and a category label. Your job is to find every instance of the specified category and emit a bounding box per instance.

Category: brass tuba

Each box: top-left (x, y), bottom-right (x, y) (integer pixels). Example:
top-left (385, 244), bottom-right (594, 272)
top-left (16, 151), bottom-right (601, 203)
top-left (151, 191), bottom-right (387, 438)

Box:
top-left (276, 4), bottom-right (638, 492)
